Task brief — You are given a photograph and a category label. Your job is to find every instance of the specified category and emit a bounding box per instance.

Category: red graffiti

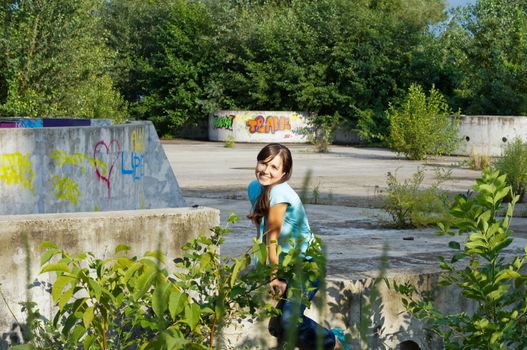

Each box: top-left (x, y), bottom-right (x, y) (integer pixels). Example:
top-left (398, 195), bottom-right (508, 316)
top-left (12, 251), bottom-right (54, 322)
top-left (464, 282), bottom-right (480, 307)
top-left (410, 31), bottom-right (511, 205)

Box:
top-left (246, 116), bottom-right (291, 134)
top-left (94, 140), bottom-right (120, 199)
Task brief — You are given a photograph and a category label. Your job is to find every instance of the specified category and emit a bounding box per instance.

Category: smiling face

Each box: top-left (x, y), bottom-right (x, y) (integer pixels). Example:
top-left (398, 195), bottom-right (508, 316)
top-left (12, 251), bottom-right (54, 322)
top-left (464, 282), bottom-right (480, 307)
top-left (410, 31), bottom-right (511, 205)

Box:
top-left (255, 154), bottom-right (285, 186)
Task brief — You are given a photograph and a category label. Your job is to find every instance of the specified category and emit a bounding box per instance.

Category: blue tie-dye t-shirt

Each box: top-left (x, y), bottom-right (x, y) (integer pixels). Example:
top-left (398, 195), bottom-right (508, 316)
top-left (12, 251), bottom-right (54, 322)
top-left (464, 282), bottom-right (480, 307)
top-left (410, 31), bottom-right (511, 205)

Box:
top-left (247, 180), bottom-right (313, 259)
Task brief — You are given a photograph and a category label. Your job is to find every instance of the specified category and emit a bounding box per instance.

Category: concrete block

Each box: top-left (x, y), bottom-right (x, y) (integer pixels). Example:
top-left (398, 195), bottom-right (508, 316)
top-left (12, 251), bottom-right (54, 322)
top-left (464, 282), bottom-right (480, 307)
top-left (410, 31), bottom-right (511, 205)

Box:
top-left (209, 111), bottom-right (310, 143)
top-left (0, 120), bottom-right (186, 214)
top-left (0, 207), bottom-right (219, 338)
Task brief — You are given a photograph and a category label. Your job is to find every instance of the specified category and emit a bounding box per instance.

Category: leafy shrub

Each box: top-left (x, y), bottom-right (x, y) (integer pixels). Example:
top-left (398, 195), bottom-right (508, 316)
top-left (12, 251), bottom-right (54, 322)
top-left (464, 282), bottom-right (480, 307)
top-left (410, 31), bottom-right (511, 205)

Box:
top-left (303, 113), bottom-right (342, 153)
top-left (388, 84), bottom-right (460, 160)
top-left (495, 138), bottom-right (527, 200)
top-left (224, 135), bottom-right (235, 148)
top-left (382, 168), bottom-right (453, 228)
top-left (15, 213), bottom-right (326, 349)
top-left (393, 169), bottom-right (527, 349)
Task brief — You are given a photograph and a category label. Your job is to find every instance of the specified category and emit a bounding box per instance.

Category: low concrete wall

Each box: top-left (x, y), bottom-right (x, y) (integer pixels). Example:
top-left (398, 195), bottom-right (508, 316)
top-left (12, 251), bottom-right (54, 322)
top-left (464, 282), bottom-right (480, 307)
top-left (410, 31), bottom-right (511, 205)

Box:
top-left (209, 111), bottom-right (310, 143)
top-left (225, 272), bottom-right (475, 350)
top-left (0, 207), bottom-right (219, 338)
top-left (0, 119), bottom-right (186, 214)
top-left (456, 115), bottom-right (527, 156)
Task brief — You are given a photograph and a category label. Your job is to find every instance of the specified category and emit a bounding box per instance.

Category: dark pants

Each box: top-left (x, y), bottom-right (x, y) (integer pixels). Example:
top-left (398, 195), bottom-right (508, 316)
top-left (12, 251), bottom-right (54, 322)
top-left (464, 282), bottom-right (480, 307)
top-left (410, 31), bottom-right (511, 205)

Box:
top-left (269, 279), bottom-right (336, 350)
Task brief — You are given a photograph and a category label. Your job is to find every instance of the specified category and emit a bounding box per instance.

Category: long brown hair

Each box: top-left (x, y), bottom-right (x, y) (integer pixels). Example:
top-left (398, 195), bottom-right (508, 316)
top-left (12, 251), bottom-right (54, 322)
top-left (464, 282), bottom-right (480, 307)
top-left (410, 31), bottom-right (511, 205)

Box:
top-left (248, 143), bottom-right (293, 225)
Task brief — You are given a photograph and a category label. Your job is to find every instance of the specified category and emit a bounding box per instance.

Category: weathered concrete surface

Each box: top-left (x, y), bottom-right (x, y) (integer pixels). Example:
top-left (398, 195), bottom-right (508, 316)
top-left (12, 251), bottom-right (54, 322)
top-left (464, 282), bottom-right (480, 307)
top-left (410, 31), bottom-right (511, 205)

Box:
top-left (163, 140), bottom-right (480, 208)
top-left (209, 111), bottom-right (310, 143)
top-left (456, 115), bottom-right (527, 156)
top-left (0, 207), bottom-right (219, 338)
top-left (0, 120), bottom-right (185, 214)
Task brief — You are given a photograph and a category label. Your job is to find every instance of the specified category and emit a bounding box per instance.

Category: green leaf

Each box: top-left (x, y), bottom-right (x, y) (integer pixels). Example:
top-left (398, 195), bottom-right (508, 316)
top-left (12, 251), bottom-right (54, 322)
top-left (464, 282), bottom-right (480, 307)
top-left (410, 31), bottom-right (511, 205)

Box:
top-left (83, 333), bottom-right (95, 349)
top-left (184, 303), bottom-right (201, 330)
top-left (41, 262), bottom-right (70, 273)
top-left (87, 279), bottom-right (102, 301)
top-left (169, 290), bottom-right (187, 320)
top-left (51, 275), bottom-right (76, 304)
top-left (133, 267), bottom-right (156, 301)
top-left (115, 244), bottom-right (131, 254)
top-left (152, 279), bottom-right (171, 318)
top-left (230, 256), bottom-right (248, 287)
top-left (40, 248), bottom-right (60, 265)
top-left (83, 306), bottom-right (94, 328)
top-left (199, 252), bottom-right (212, 270)
top-left (58, 287), bottom-right (74, 311)
top-left (38, 241), bottom-right (58, 250)
top-left (496, 269), bottom-right (521, 282)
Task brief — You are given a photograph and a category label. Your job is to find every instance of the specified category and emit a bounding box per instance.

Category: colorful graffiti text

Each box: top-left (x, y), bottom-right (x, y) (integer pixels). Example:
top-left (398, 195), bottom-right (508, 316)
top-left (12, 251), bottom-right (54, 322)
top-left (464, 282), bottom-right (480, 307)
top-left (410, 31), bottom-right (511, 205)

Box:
top-left (94, 140), bottom-right (120, 198)
top-left (132, 128), bottom-right (145, 153)
top-left (51, 150), bottom-right (108, 174)
top-left (52, 176), bottom-right (80, 206)
top-left (246, 116), bottom-right (291, 134)
top-left (213, 115), bottom-right (236, 130)
top-left (121, 152), bottom-right (144, 181)
top-left (0, 152), bottom-right (34, 190)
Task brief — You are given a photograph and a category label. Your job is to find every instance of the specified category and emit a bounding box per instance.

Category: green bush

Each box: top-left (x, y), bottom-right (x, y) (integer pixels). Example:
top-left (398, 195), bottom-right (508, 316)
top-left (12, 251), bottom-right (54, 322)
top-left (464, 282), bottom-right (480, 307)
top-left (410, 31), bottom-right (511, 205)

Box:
top-left (495, 138), bottom-right (527, 200)
top-left (14, 213), bottom-right (325, 350)
top-left (393, 169), bottom-right (527, 349)
top-left (388, 84), bottom-right (459, 160)
top-left (382, 168), bottom-right (453, 228)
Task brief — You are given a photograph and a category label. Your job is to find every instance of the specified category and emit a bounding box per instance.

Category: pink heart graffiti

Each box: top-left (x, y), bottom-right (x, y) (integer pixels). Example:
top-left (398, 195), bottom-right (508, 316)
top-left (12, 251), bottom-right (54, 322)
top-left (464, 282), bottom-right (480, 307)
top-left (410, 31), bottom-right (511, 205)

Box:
top-left (94, 140), bottom-right (121, 199)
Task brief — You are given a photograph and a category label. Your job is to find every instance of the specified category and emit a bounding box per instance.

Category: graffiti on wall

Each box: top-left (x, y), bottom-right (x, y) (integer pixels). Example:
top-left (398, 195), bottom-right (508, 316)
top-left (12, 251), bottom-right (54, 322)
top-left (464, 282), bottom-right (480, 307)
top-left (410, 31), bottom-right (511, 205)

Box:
top-left (51, 151), bottom-right (108, 174)
top-left (213, 115), bottom-right (236, 130)
top-left (246, 115), bottom-right (292, 134)
top-left (52, 176), bottom-right (80, 206)
top-left (94, 140), bottom-right (121, 199)
top-left (122, 128), bottom-right (145, 181)
top-left (0, 125), bottom-right (149, 209)
top-left (0, 152), bottom-right (34, 190)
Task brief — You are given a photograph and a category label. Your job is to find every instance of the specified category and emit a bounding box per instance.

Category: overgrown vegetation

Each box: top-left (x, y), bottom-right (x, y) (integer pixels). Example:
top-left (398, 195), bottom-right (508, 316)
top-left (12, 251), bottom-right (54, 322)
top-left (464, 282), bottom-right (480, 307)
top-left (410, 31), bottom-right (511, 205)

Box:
top-left (387, 84), bottom-right (460, 160)
top-left (11, 213), bottom-right (328, 349)
top-left (468, 151), bottom-right (491, 170)
top-left (1, 1), bottom-right (526, 136)
top-left (495, 138), bottom-right (527, 201)
top-left (393, 169), bottom-right (527, 349)
top-left (382, 168), bottom-right (453, 228)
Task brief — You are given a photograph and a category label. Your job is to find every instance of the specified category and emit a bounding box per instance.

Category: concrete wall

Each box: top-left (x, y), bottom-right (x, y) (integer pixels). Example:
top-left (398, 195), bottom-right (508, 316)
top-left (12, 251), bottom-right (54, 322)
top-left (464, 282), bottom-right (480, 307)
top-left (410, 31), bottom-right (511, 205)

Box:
top-left (209, 111), bottom-right (310, 143)
top-left (456, 115), bottom-right (527, 156)
top-left (225, 272), bottom-right (476, 350)
top-left (0, 119), bottom-right (186, 214)
top-left (0, 207), bottom-right (219, 339)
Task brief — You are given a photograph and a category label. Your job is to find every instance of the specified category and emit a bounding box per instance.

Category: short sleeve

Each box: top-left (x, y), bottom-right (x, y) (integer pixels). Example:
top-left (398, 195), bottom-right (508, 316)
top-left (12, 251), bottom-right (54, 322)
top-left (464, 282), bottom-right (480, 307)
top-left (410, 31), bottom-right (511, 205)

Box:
top-left (269, 183), bottom-right (293, 207)
top-left (247, 180), bottom-right (262, 208)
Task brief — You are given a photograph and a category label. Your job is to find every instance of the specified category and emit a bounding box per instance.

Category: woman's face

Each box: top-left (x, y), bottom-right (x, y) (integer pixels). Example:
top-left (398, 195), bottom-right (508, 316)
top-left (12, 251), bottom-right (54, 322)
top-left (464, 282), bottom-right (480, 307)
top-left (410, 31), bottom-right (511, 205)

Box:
top-left (255, 154), bottom-right (285, 186)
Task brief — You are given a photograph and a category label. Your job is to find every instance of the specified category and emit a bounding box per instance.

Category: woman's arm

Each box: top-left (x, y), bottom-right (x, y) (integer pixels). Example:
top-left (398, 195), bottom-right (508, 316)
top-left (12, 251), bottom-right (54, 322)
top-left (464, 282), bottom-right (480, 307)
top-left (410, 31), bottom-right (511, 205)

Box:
top-left (266, 203), bottom-right (288, 297)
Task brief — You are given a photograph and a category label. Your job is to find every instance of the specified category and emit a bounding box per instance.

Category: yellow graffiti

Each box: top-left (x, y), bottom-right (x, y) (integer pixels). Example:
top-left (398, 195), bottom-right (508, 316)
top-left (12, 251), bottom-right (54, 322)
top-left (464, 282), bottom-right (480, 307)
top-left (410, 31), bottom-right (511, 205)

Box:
top-left (0, 152), bottom-right (34, 190)
top-left (51, 150), bottom-right (108, 174)
top-left (52, 176), bottom-right (80, 206)
top-left (132, 128), bottom-right (145, 153)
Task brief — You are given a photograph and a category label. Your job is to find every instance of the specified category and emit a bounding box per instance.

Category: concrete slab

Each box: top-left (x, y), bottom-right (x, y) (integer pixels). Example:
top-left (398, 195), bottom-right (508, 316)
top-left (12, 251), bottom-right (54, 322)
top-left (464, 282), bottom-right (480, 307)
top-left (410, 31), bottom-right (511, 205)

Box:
top-left (163, 140), bottom-right (481, 208)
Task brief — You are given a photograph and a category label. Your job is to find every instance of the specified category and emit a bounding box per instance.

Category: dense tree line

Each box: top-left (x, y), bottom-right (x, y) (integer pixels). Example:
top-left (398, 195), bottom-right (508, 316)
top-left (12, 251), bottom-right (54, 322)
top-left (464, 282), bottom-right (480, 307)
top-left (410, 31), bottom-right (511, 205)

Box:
top-left (0, 0), bottom-right (525, 138)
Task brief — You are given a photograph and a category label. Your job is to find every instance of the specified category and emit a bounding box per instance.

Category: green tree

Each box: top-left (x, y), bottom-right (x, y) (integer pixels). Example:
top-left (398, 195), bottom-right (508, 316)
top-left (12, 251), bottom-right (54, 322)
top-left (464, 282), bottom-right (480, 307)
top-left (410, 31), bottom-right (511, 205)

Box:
top-left (0, 0), bottom-right (126, 120)
top-left (440, 0), bottom-right (527, 115)
top-left (388, 84), bottom-right (459, 160)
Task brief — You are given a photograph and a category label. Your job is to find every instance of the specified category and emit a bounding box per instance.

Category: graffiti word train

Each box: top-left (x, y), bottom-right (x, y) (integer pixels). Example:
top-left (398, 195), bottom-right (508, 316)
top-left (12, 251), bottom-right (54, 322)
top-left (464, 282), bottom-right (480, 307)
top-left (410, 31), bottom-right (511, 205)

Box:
top-left (246, 116), bottom-right (291, 134)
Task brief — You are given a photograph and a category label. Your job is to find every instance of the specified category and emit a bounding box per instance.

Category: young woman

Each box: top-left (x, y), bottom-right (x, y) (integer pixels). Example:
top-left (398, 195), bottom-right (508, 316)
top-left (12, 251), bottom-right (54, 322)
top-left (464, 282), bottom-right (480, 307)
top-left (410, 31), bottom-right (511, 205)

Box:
top-left (247, 143), bottom-right (349, 350)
